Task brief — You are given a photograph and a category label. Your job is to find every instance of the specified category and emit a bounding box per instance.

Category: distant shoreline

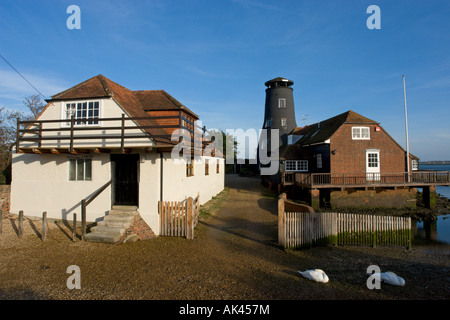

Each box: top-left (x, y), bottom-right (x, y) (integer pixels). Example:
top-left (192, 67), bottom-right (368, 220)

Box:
top-left (420, 161), bottom-right (450, 165)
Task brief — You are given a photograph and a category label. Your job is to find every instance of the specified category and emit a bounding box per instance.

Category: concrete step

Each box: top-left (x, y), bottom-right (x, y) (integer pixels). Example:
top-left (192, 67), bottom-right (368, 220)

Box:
top-left (112, 205), bottom-right (138, 211)
top-left (97, 220), bottom-right (132, 228)
top-left (84, 231), bottom-right (121, 244)
top-left (85, 207), bottom-right (140, 244)
top-left (103, 214), bottom-right (136, 223)
top-left (90, 225), bottom-right (126, 234)
top-left (108, 210), bottom-right (139, 216)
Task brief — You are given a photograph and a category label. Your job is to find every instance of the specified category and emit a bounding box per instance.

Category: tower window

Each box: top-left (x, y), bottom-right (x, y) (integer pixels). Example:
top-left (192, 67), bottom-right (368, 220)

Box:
top-left (281, 118), bottom-right (287, 127)
top-left (278, 98), bottom-right (286, 108)
top-left (265, 118), bottom-right (272, 127)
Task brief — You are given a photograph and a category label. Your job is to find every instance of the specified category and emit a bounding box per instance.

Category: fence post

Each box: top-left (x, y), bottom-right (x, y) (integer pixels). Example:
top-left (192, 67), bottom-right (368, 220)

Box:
top-left (73, 213), bottom-right (77, 241)
top-left (372, 214), bottom-right (376, 248)
top-left (42, 211), bottom-right (47, 241)
top-left (0, 201), bottom-right (2, 235)
top-left (81, 200), bottom-right (86, 241)
top-left (18, 210), bottom-right (24, 238)
top-left (407, 217), bottom-right (412, 250)
top-left (278, 193), bottom-right (286, 247)
top-left (186, 197), bottom-right (194, 240)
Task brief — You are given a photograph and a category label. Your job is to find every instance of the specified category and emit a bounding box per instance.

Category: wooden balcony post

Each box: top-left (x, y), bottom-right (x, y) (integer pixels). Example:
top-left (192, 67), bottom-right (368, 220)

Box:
top-left (38, 122), bottom-right (42, 148)
top-left (69, 115), bottom-right (74, 152)
top-left (120, 114), bottom-right (125, 153)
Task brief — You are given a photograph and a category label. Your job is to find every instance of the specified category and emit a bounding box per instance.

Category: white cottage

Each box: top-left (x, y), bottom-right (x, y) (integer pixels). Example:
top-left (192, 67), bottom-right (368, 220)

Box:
top-left (11, 75), bottom-right (224, 242)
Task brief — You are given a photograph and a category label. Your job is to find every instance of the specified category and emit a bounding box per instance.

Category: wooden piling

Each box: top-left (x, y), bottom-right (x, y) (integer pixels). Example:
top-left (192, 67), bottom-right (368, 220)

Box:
top-left (0, 203), bottom-right (2, 235)
top-left (42, 211), bottom-right (47, 241)
top-left (18, 210), bottom-right (24, 238)
top-left (73, 213), bottom-right (77, 241)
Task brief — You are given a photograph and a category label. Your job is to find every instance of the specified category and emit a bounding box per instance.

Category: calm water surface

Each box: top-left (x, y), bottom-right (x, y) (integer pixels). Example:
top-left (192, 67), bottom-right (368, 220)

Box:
top-left (414, 164), bottom-right (450, 244)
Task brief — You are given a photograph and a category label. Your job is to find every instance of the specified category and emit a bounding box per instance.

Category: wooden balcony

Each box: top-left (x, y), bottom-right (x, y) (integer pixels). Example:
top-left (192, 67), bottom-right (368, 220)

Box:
top-left (15, 113), bottom-right (212, 154)
top-left (282, 171), bottom-right (450, 189)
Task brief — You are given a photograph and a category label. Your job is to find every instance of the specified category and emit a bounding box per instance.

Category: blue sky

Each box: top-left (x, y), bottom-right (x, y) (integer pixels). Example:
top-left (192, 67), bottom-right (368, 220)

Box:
top-left (0, 0), bottom-right (449, 160)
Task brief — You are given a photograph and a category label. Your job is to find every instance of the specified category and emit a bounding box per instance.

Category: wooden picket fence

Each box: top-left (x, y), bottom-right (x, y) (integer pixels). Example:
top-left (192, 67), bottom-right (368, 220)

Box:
top-left (158, 193), bottom-right (200, 240)
top-left (278, 195), bottom-right (412, 249)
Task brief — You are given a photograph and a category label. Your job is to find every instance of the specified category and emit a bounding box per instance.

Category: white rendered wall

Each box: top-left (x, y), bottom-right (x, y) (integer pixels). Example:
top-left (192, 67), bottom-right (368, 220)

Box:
top-left (10, 150), bottom-right (225, 236)
top-left (10, 153), bottom-right (112, 222)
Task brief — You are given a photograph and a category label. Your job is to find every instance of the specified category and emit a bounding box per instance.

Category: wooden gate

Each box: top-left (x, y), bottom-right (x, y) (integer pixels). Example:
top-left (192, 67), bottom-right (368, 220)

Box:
top-left (158, 193), bottom-right (200, 240)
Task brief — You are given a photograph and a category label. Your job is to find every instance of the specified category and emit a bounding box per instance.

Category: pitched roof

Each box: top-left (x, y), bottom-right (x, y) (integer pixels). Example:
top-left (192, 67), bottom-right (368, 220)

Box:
top-left (133, 90), bottom-right (198, 118)
top-left (48, 74), bottom-right (202, 145)
top-left (295, 110), bottom-right (378, 146)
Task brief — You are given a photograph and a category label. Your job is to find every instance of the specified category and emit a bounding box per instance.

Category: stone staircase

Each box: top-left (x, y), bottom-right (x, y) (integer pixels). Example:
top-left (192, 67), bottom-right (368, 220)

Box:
top-left (85, 206), bottom-right (138, 243)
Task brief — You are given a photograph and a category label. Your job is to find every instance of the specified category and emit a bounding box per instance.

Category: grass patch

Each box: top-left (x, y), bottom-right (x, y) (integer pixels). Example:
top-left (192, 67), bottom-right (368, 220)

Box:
top-left (199, 187), bottom-right (230, 219)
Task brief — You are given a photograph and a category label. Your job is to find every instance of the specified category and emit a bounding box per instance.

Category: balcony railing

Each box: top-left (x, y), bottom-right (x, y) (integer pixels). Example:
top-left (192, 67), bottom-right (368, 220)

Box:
top-left (282, 171), bottom-right (450, 188)
top-left (15, 112), bottom-right (213, 154)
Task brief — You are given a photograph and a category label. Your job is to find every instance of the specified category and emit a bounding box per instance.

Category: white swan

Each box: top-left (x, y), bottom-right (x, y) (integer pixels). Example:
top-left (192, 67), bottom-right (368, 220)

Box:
top-left (298, 269), bottom-right (329, 283)
top-left (378, 271), bottom-right (405, 286)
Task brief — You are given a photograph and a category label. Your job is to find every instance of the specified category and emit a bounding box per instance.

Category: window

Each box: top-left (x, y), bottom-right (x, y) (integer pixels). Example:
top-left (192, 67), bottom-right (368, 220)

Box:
top-left (265, 118), bottom-right (272, 127)
top-left (69, 158), bottom-right (92, 181)
top-left (285, 160), bottom-right (308, 172)
top-left (205, 159), bottom-right (209, 175)
top-left (317, 154), bottom-right (322, 169)
top-left (411, 159), bottom-right (418, 171)
top-left (278, 98), bottom-right (286, 108)
top-left (367, 153), bottom-right (379, 168)
top-left (186, 157), bottom-right (194, 177)
top-left (352, 127), bottom-right (370, 140)
top-left (217, 160), bottom-right (220, 173)
top-left (65, 101), bottom-right (100, 126)
top-left (281, 118), bottom-right (287, 127)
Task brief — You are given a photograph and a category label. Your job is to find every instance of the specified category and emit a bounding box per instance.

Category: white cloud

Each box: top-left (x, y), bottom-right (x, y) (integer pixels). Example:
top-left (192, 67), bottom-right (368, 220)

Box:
top-left (0, 69), bottom-right (67, 106)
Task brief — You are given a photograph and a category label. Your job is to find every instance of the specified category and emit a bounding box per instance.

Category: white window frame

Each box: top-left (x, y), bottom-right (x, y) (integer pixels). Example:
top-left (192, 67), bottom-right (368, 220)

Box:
top-left (62, 100), bottom-right (102, 127)
top-left (352, 127), bottom-right (370, 140)
top-left (285, 160), bottom-right (308, 172)
top-left (317, 154), bottom-right (322, 169)
top-left (411, 159), bottom-right (418, 171)
top-left (278, 98), bottom-right (286, 108)
top-left (69, 158), bottom-right (92, 181)
top-left (281, 118), bottom-right (287, 127)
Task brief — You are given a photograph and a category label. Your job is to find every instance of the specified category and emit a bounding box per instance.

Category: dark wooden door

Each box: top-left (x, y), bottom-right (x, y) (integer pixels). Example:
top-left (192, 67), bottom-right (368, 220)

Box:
top-left (111, 154), bottom-right (139, 206)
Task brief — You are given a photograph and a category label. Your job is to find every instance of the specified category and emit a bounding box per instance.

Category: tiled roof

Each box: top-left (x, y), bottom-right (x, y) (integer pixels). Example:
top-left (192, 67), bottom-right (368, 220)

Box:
top-left (49, 74), bottom-right (201, 145)
top-left (133, 90), bottom-right (198, 119)
top-left (295, 110), bottom-right (378, 146)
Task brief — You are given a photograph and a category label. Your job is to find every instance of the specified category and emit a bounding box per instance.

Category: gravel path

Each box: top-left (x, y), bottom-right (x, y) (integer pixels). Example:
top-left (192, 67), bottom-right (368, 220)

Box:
top-left (0, 174), bottom-right (449, 300)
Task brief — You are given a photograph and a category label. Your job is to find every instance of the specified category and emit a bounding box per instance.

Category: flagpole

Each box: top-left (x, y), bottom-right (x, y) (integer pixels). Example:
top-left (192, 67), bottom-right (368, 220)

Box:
top-left (403, 75), bottom-right (410, 182)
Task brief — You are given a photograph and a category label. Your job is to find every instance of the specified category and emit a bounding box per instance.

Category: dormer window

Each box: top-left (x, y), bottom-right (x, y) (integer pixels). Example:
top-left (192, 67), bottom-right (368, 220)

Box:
top-left (64, 101), bottom-right (100, 126)
top-left (352, 127), bottom-right (370, 140)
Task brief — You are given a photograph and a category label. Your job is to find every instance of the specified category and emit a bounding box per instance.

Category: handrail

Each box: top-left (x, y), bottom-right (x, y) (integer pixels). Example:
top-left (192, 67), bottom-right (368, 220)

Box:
top-left (80, 180), bottom-right (112, 240)
top-left (283, 171), bottom-right (450, 187)
top-left (16, 113), bottom-right (213, 153)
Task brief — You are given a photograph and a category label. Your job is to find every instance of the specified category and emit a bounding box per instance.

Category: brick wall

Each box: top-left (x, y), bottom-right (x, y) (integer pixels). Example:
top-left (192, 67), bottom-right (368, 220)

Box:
top-left (0, 185), bottom-right (10, 215)
top-left (330, 187), bottom-right (417, 209)
top-left (330, 124), bottom-right (407, 174)
top-left (119, 214), bottom-right (157, 243)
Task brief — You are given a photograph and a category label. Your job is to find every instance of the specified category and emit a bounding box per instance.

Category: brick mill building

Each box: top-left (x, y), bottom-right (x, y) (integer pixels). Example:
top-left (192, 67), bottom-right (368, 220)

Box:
top-left (260, 77), bottom-right (450, 210)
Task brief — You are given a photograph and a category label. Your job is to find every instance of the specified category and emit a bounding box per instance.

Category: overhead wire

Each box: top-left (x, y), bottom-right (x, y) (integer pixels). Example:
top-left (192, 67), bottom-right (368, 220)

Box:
top-left (0, 53), bottom-right (46, 98)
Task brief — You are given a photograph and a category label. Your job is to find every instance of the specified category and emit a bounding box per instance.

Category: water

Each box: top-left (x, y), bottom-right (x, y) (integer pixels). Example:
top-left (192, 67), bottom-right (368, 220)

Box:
top-left (414, 164), bottom-right (450, 244)
top-left (419, 164), bottom-right (450, 199)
